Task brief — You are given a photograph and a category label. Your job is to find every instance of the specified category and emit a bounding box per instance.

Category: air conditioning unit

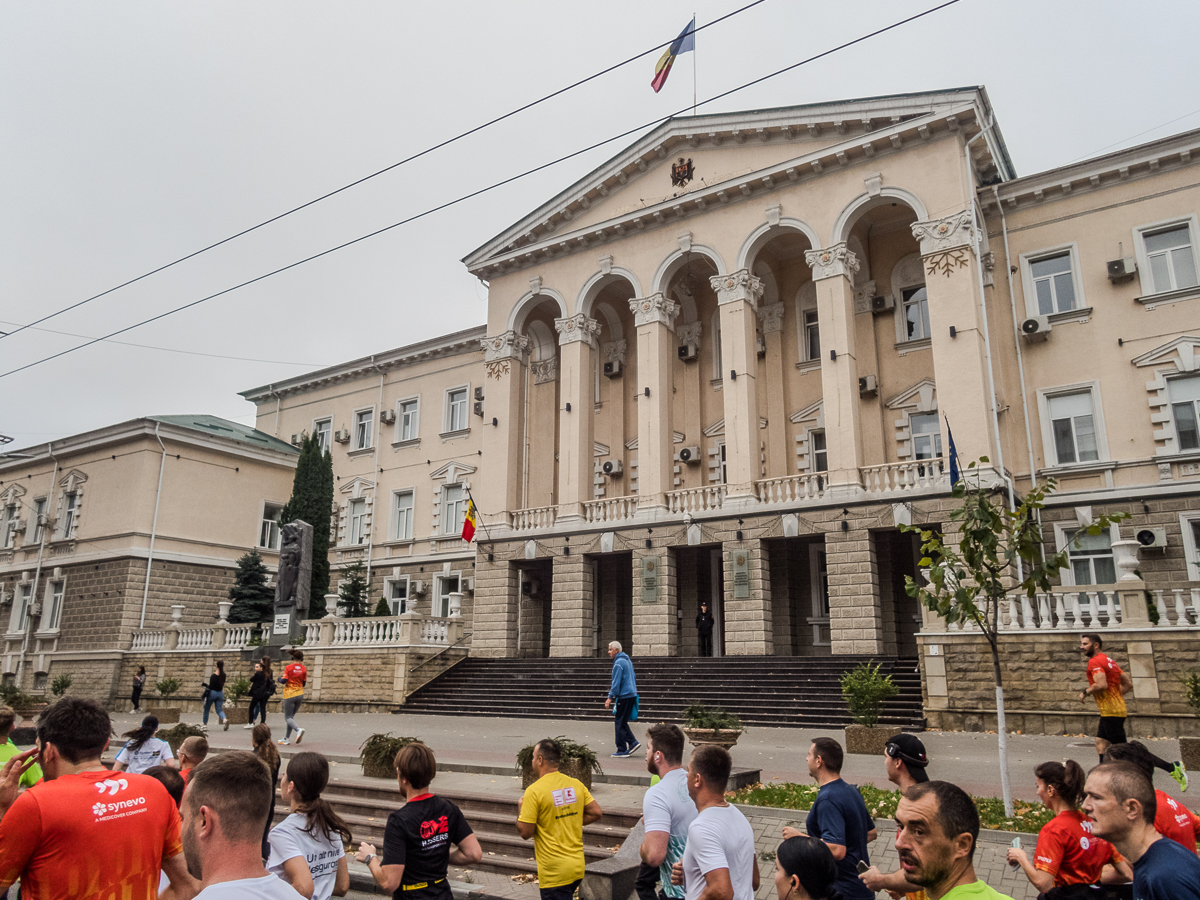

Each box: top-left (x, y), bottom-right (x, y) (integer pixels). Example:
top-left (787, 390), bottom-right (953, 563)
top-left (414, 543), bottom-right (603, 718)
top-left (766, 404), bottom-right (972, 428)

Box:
top-left (678, 446), bottom-right (702, 464)
top-left (603, 359), bottom-right (622, 377)
top-left (1021, 316), bottom-right (1051, 340)
top-left (474, 386), bottom-right (485, 401)
top-left (678, 342), bottom-right (699, 361)
top-left (870, 294), bottom-right (895, 313)
top-left (1136, 527), bottom-right (1168, 550)
top-left (1107, 257), bottom-right (1137, 281)
top-left (473, 400), bottom-right (485, 417)
top-left (522, 578), bottom-right (540, 597)
top-left (410, 580), bottom-right (426, 596)
top-left (12, 520), bottom-right (25, 534)
top-left (290, 433), bottom-right (303, 447)
top-left (858, 375), bottom-right (878, 396)
top-left (379, 409), bottom-right (396, 425)
top-left (756, 335), bottom-right (767, 357)
top-left (462, 576), bottom-right (475, 593)
top-left (333, 428), bottom-right (351, 444)
top-left (602, 459), bottom-right (624, 477)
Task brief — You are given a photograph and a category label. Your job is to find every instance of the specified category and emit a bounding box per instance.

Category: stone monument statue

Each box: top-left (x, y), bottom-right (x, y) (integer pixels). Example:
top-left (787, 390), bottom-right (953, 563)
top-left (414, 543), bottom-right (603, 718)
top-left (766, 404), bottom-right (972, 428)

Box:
top-left (270, 519), bottom-right (312, 647)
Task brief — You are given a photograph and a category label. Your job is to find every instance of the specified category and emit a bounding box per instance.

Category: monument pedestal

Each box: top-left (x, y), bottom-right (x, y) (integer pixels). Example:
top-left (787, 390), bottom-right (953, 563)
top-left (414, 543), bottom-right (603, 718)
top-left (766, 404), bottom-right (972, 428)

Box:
top-left (269, 519), bottom-right (313, 650)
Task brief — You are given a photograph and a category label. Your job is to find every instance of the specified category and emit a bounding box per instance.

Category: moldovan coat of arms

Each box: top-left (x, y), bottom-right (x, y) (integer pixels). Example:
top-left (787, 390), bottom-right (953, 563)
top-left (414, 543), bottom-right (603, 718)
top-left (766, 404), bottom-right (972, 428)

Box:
top-left (671, 157), bottom-right (695, 187)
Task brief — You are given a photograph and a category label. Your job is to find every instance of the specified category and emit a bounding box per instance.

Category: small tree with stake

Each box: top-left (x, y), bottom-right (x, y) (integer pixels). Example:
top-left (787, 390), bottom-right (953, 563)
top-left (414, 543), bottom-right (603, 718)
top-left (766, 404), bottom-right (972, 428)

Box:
top-left (338, 560), bottom-right (373, 618)
top-left (900, 458), bottom-right (1126, 816)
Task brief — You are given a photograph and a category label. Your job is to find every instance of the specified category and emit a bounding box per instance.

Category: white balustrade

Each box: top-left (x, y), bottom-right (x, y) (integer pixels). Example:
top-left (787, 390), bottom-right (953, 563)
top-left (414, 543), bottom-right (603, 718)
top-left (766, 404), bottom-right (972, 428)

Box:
top-left (754, 473), bottom-right (825, 504)
top-left (304, 621), bottom-right (322, 645)
top-left (176, 628), bottom-right (214, 650)
top-left (224, 625), bottom-right (253, 649)
top-left (131, 630), bottom-right (167, 651)
top-left (860, 460), bottom-right (947, 494)
top-left (666, 485), bottom-right (726, 514)
top-left (510, 506), bottom-right (557, 531)
top-left (420, 617), bottom-right (450, 645)
top-left (1152, 588), bottom-right (1200, 627)
top-left (332, 616), bottom-right (405, 646)
top-left (583, 496), bottom-right (637, 523)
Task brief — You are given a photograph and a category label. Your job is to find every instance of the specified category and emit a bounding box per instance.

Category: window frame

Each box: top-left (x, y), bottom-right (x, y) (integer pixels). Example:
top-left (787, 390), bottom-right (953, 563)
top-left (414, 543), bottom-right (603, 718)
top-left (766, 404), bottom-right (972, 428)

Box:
top-left (898, 285), bottom-right (931, 343)
top-left (441, 484), bottom-right (467, 536)
top-left (716, 442), bottom-right (728, 485)
top-left (807, 543), bottom-right (831, 647)
top-left (258, 501), bottom-right (284, 551)
top-left (313, 418), bottom-right (332, 454)
top-left (390, 488), bottom-right (415, 542)
top-left (384, 575), bottom-right (411, 616)
top-left (1053, 522), bottom-right (1121, 587)
top-left (1133, 214), bottom-right (1200, 297)
top-left (1036, 382), bottom-right (1109, 468)
top-left (60, 491), bottom-right (79, 539)
top-left (1180, 513), bottom-right (1200, 582)
top-left (353, 407), bottom-right (375, 451)
top-left (1, 504), bottom-right (17, 550)
top-left (1019, 243), bottom-right (1087, 319)
top-left (31, 498), bottom-right (46, 544)
top-left (1167, 373), bottom-right (1200, 453)
top-left (432, 572), bottom-right (462, 618)
top-left (347, 498), bottom-right (368, 546)
top-left (443, 386), bottom-right (470, 435)
top-left (39, 579), bottom-right (65, 633)
top-left (8, 583), bottom-right (32, 635)
top-left (808, 429), bottom-right (827, 474)
top-left (397, 397), bottom-right (421, 443)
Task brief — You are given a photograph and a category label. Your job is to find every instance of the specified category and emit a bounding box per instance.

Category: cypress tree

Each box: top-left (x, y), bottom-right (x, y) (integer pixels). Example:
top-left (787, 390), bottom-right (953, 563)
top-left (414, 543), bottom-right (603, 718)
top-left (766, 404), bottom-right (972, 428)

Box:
top-left (227, 549), bottom-right (274, 624)
top-left (279, 435), bottom-right (334, 618)
top-left (338, 559), bottom-right (372, 618)
top-left (372, 596), bottom-right (392, 617)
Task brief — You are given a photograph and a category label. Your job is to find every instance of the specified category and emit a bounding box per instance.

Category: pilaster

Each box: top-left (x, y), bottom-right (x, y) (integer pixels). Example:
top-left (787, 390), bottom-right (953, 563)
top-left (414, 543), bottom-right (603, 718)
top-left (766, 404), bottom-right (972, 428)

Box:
top-left (721, 538), bottom-right (773, 655)
top-left (825, 525), bottom-right (883, 655)
top-left (480, 332), bottom-right (531, 525)
top-left (629, 294), bottom-right (680, 509)
top-left (631, 546), bottom-right (678, 657)
top-left (805, 244), bottom-right (864, 492)
top-left (757, 302), bottom-right (788, 478)
top-left (554, 315), bottom-right (602, 519)
top-left (469, 557), bottom-right (520, 657)
top-left (550, 554), bottom-right (595, 657)
top-left (710, 270), bottom-right (764, 498)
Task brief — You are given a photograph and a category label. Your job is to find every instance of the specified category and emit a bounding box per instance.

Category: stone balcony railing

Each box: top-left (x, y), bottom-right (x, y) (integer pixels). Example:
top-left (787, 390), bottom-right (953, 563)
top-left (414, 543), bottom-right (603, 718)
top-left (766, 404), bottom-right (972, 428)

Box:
top-left (129, 621), bottom-right (256, 652)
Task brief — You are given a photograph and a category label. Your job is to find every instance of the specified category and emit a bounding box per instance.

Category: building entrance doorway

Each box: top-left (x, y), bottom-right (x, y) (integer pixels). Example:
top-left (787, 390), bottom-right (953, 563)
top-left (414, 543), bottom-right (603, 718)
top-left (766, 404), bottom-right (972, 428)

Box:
top-left (764, 537), bottom-right (832, 657)
top-left (876, 530), bottom-right (923, 656)
top-left (593, 553), bottom-right (632, 656)
top-left (676, 546), bottom-right (724, 657)
top-left (515, 559), bottom-right (553, 658)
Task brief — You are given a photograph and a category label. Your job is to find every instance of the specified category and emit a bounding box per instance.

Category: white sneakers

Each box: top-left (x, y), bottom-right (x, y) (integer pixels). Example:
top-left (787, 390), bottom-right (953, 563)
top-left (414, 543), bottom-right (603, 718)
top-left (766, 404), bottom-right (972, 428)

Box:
top-left (294, 728), bottom-right (305, 744)
top-left (243, 723), bottom-right (254, 729)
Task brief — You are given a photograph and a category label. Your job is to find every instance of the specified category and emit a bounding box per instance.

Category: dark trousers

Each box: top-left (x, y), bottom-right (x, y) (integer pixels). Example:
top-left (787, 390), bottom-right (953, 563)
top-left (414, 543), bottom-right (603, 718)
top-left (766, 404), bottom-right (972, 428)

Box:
top-left (540, 879), bottom-right (581, 900)
top-left (635, 862), bottom-right (664, 900)
top-left (614, 696), bottom-right (637, 752)
top-left (698, 632), bottom-right (712, 657)
top-left (131, 686), bottom-right (143, 710)
top-left (248, 697), bottom-right (268, 724)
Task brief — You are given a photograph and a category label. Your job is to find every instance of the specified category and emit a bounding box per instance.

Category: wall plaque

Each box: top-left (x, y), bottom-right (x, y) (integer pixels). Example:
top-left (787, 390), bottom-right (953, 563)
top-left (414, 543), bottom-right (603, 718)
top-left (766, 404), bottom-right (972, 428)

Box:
top-left (273, 613), bottom-right (291, 635)
top-left (732, 551), bottom-right (750, 599)
top-left (641, 556), bottom-right (659, 603)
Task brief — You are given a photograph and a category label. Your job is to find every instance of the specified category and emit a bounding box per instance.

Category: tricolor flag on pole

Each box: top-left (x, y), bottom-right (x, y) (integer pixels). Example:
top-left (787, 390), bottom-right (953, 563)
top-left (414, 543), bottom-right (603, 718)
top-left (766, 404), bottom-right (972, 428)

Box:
top-left (651, 17), bottom-right (696, 93)
top-left (461, 497), bottom-right (477, 543)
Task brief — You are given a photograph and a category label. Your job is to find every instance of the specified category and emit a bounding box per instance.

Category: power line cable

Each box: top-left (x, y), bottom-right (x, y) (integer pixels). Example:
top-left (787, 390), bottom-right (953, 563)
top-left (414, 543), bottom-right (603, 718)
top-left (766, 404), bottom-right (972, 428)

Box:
top-left (0, 0), bottom-right (769, 344)
top-left (0, 0), bottom-right (964, 383)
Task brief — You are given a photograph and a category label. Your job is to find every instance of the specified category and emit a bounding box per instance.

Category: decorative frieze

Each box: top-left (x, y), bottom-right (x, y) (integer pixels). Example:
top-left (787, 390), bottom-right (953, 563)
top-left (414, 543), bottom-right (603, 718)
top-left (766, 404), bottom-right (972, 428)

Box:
top-left (709, 269), bottom-right (764, 306)
top-left (554, 314), bottom-right (602, 348)
top-left (481, 331), bottom-right (531, 363)
top-left (756, 302), bottom-right (785, 334)
top-left (530, 358), bottom-right (559, 384)
top-left (629, 293), bottom-right (681, 329)
top-left (911, 210), bottom-right (975, 255)
top-left (602, 340), bottom-right (628, 365)
top-left (804, 243), bottom-right (860, 281)
top-left (677, 322), bottom-right (702, 347)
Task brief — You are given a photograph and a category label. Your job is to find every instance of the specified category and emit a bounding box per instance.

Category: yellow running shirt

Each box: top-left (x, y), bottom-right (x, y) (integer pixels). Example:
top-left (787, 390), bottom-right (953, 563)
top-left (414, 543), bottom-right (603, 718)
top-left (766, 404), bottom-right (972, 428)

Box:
top-left (518, 770), bottom-right (595, 889)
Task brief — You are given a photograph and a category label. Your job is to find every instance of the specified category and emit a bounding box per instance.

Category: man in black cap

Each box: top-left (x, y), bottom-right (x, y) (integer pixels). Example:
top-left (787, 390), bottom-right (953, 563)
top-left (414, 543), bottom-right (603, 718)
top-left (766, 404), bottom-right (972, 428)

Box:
top-left (859, 734), bottom-right (930, 896)
top-left (695, 603), bottom-right (714, 657)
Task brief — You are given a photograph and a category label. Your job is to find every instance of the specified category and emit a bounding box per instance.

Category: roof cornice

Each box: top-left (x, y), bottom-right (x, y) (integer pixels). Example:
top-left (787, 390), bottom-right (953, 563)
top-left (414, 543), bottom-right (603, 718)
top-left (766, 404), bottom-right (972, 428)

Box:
top-left (239, 325), bottom-right (487, 401)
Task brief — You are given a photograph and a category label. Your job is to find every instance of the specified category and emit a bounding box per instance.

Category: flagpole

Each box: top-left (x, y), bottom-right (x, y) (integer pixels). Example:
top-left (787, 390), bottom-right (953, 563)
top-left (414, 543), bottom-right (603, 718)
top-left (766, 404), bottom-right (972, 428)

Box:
top-left (464, 484), bottom-right (492, 546)
top-left (692, 12), bottom-right (698, 116)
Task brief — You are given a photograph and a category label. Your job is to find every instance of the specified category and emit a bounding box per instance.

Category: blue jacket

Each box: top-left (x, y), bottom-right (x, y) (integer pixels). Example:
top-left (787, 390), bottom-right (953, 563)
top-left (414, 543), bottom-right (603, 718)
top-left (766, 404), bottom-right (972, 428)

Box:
top-left (609, 652), bottom-right (637, 699)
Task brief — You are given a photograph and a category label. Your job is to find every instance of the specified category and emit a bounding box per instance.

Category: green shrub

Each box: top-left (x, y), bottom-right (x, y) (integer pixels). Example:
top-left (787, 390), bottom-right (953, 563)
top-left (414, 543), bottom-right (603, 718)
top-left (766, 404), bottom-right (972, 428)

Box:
top-left (50, 674), bottom-right (73, 697)
top-left (1177, 668), bottom-right (1200, 718)
top-left (360, 733), bottom-right (422, 777)
top-left (515, 736), bottom-right (603, 775)
top-left (681, 702), bottom-right (744, 731)
top-left (840, 661), bottom-right (898, 727)
top-left (226, 676), bottom-right (251, 705)
top-left (155, 677), bottom-right (182, 700)
top-left (157, 723), bottom-right (205, 754)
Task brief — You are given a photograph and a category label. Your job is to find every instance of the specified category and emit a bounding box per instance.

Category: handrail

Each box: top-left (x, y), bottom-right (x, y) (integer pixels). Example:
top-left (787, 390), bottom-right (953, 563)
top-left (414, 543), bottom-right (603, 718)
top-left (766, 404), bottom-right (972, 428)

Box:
top-left (403, 635), bottom-right (470, 699)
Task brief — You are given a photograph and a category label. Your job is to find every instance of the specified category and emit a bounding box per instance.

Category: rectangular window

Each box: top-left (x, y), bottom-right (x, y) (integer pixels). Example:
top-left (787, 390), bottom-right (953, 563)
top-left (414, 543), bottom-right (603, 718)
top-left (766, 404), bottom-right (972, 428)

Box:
top-left (434, 575), bottom-right (459, 618)
top-left (10, 584), bottom-right (32, 634)
top-left (31, 498), bottom-right (46, 544)
top-left (313, 418), bottom-right (332, 454)
top-left (391, 490), bottom-right (414, 541)
top-left (61, 492), bottom-right (78, 539)
top-left (810, 430), bottom-right (827, 473)
top-left (1030, 252), bottom-right (1077, 315)
top-left (910, 413), bottom-right (943, 460)
top-left (812, 548), bottom-right (830, 618)
top-left (259, 503), bottom-right (283, 550)
top-left (348, 499), bottom-right (367, 545)
top-left (44, 582), bottom-right (64, 631)
top-left (399, 399), bottom-right (420, 442)
top-left (1, 504), bottom-right (16, 550)
top-left (446, 389), bottom-right (468, 433)
top-left (1048, 391), bottom-right (1099, 464)
top-left (387, 578), bottom-right (409, 616)
top-left (803, 310), bottom-right (820, 360)
top-left (717, 443), bottom-right (727, 485)
top-left (901, 286), bottom-right (930, 342)
top-left (354, 410), bottom-right (374, 450)
top-left (1067, 528), bottom-right (1116, 585)
top-left (1169, 375), bottom-right (1200, 451)
top-left (442, 485), bottom-right (466, 535)
top-left (1144, 225), bottom-right (1198, 294)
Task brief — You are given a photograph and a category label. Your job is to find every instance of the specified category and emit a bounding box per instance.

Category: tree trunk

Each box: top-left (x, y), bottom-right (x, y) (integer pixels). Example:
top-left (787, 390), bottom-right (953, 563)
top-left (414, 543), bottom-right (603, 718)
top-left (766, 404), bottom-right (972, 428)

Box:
top-left (989, 637), bottom-right (1014, 817)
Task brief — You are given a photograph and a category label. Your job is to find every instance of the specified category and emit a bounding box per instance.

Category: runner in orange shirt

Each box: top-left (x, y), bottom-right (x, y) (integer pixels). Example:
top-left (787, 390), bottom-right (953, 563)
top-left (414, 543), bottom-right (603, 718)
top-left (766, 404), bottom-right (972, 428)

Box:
top-left (0, 697), bottom-right (196, 900)
top-left (1079, 634), bottom-right (1128, 762)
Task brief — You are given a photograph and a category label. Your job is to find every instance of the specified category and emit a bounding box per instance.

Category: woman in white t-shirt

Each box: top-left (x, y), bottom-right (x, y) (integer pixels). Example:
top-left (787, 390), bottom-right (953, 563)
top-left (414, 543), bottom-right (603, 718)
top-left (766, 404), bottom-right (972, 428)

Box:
top-left (268, 751), bottom-right (351, 900)
top-left (112, 715), bottom-right (177, 774)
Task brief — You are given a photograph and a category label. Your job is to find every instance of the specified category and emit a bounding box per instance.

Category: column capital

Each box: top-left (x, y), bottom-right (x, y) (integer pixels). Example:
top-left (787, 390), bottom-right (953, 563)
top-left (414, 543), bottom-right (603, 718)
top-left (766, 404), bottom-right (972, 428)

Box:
top-left (629, 292), bottom-right (681, 329)
top-left (530, 357), bottom-right (559, 384)
top-left (677, 322), bottom-right (702, 346)
top-left (554, 314), bottom-right (602, 348)
top-left (911, 210), bottom-right (975, 255)
top-left (709, 269), bottom-right (764, 306)
top-left (602, 340), bottom-right (627, 365)
top-left (804, 243), bottom-right (860, 281)
top-left (756, 302), bottom-right (785, 334)
top-left (481, 331), bottom-right (531, 363)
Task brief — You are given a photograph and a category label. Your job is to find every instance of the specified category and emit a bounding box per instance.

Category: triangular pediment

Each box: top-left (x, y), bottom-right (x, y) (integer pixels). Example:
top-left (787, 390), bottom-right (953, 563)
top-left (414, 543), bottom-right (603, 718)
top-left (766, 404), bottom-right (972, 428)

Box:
top-left (886, 378), bottom-right (938, 411)
top-left (1132, 335), bottom-right (1200, 371)
top-left (0, 483), bottom-right (26, 504)
top-left (463, 88), bottom-right (1011, 275)
top-left (789, 399), bottom-right (824, 425)
top-left (429, 460), bottom-right (477, 482)
top-left (58, 469), bottom-right (88, 490)
top-left (338, 476), bottom-right (376, 496)
top-left (623, 432), bottom-right (685, 451)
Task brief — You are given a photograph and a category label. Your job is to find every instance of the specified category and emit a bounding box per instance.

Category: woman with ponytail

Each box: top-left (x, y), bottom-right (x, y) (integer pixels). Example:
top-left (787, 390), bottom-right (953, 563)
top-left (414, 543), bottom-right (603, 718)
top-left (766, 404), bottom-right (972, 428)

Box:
top-left (1006, 760), bottom-right (1132, 897)
top-left (268, 750), bottom-right (351, 899)
top-left (112, 715), bottom-right (176, 774)
top-left (253, 723), bottom-right (282, 861)
top-left (773, 835), bottom-right (843, 900)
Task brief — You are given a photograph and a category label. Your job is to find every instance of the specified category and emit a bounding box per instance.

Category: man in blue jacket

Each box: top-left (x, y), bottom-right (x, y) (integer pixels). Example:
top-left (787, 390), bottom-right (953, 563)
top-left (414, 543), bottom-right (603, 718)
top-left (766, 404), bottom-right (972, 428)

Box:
top-left (604, 641), bottom-right (639, 758)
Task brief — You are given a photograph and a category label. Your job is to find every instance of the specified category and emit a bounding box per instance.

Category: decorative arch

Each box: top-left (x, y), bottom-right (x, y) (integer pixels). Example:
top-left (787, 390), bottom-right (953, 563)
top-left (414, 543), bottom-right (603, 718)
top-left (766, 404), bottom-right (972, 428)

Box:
top-left (576, 268), bottom-right (642, 315)
top-left (831, 187), bottom-right (930, 246)
top-left (506, 288), bottom-right (570, 334)
top-left (752, 260), bottom-right (779, 306)
top-left (526, 320), bottom-right (557, 361)
top-left (591, 301), bottom-right (625, 343)
top-left (652, 244), bottom-right (726, 296)
top-left (735, 217), bottom-right (821, 271)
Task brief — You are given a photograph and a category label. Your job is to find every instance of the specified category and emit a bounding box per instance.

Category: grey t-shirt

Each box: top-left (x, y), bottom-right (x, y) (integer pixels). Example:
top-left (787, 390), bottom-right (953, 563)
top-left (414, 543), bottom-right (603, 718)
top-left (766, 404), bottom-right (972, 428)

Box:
top-left (681, 804), bottom-right (756, 900)
top-left (643, 768), bottom-right (698, 898)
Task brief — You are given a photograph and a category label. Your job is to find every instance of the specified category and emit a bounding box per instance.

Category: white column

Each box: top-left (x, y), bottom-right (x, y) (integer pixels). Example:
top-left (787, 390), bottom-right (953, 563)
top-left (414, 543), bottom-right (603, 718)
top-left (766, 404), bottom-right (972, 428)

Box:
top-left (710, 270), bottom-right (764, 499)
top-left (629, 293), bottom-right (680, 509)
top-left (479, 331), bottom-right (531, 526)
top-left (554, 314), bottom-right (602, 520)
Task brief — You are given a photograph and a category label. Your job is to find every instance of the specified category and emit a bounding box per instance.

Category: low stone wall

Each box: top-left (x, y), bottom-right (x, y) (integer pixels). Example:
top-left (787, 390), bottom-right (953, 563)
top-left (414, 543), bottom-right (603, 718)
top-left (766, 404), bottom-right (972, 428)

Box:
top-left (918, 629), bottom-right (1200, 738)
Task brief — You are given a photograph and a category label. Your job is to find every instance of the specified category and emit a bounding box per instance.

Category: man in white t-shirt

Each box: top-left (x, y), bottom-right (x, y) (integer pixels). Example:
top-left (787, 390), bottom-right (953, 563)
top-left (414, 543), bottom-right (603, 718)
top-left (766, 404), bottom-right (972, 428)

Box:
top-left (671, 745), bottom-right (758, 900)
top-left (181, 751), bottom-right (304, 899)
top-left (641, 724), bottom-right (697, 900)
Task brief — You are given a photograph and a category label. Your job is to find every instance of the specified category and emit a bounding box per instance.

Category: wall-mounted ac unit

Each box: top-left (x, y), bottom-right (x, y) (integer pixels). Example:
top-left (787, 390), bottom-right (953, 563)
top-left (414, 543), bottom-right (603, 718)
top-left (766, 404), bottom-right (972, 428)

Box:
top-left (602, 459), bottom-right (624, 476)
top-left (290, 434), bottom-right (303, 447)
top-left (473, 400), bottom-right (485, 417)
top-left (1136, 527), bottom-right (1167, 549)
top-left (678, 446), bottom-right (702, 464)
top-left (603, 359), bottom-right (622, 377)
top-left (870, 294), bottom-right (895, 313)
top-left (1021, 316), bottom-right (1051, 340)
top-left (756, 335), bottom-right (767, 357)
top-left (380, 409), bottom-right (396, 425)
top-left (462, 576), bottom-right (475, 593)
top-left (678, 342), bottom-right (698, 361)
top-left (474, 386), bottom-right (485, 401)
top-left (410, 579), bottom-right (426, 596)
top-left (12, 521), bottom-right (26, 534)
top-left (333, 428), bottom-right (351, 444)
top-left (522, 578), bottom-right (540, 597)
top-left (858, 375), bottom-right (878, 396)
top-left (1107, 257), bottom-right (1137, 281)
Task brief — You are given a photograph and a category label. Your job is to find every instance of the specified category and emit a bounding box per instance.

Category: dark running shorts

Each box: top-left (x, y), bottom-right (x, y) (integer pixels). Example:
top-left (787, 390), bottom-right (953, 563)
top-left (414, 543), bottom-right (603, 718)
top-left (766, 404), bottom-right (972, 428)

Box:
top-left (1097, 716), bottom-right (1127, 745)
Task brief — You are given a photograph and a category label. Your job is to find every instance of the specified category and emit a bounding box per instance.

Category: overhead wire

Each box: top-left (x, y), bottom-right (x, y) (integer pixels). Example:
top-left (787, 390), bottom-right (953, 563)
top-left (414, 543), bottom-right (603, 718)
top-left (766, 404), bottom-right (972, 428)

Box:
top-left (0, 0), bottom-right (965, 383)
top-left (0, 0), bottom-right (770, 344)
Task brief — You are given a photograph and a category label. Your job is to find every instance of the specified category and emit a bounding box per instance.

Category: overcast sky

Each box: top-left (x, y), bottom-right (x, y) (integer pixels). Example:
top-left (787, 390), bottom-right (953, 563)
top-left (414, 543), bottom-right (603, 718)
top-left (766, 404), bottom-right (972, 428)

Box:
top-left (4, 1), bottom-right (1199, 450)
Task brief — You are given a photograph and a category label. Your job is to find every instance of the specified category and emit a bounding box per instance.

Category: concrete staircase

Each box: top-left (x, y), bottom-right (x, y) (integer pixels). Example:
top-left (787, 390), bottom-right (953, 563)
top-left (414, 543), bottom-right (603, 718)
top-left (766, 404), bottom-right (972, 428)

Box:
top-left (401, 656), bottom-right (924, 729)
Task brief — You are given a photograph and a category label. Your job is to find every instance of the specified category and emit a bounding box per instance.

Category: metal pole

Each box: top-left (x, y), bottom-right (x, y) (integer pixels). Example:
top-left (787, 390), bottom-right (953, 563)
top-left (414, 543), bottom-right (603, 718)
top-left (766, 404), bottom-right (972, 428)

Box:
top-left (141, 422), bottom-right (168, 628)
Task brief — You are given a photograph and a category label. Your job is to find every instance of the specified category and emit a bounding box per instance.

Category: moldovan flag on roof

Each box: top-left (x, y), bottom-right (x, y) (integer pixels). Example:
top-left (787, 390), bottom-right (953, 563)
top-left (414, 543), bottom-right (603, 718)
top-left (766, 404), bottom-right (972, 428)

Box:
top-left (461, 498), bottom-right (477, 543)
top-left (651, 17), bottom-right (695, 93)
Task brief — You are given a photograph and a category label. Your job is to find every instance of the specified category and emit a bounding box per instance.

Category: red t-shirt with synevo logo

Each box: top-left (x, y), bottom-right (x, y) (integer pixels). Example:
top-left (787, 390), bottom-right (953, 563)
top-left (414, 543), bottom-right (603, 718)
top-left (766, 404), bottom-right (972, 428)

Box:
top-left (1034, 809), bottom-right (1123, 885)
top-left (0, 769), bottom-right (183, 900)
top-left (1155, 790), bottom-right (1200, 854)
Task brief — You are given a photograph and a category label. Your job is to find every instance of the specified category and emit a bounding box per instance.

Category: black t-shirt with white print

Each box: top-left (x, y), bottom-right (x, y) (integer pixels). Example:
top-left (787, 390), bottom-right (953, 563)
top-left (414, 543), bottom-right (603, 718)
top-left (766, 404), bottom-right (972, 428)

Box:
top-left (382, 794), bottom-right (473, 900)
